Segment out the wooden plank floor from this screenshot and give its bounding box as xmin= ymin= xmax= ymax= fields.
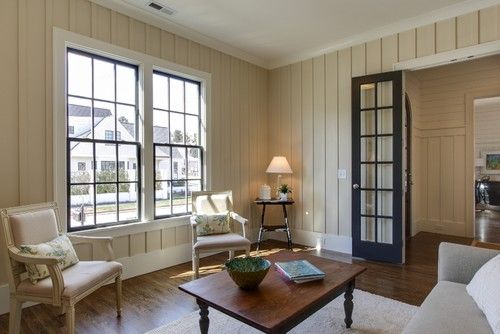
xmin=476 ymin=209 xmax=500 ymax=244
xmin=0 ymin=232 xmax=471 ymax=334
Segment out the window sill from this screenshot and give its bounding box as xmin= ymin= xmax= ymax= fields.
xmin=69 ymin=215 xmax=191 ymax=238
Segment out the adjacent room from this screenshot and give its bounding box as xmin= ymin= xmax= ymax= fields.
xmin=1 ymin=0 xmax=500 ymax=333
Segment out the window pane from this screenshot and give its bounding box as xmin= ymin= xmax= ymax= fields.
xmin=172 ymin=147 xmax=186 ymax=180
xmin=116 ymin=65 xmax=136 ymax=104
xmin=96 ymin=184 xmax=117 ymax=224
xmin=68 ymin=52 xmax=92 ymax=98
xmin=155 ymin=181 xmax=171 ymax=216
xmin=70 ymin=184 xmax=94 ymax=228
xmin=188 ymin=180 xmax=201 ymax=208
xmin=119 ymin=144 xmax=138 ymax=181
xmin=93 ymin=59 xmax=115 ymax=101
xmin=378 ymin=164 xmax=393 ymax=189
xmin=93 ymin=101 xmax=115 ymax=140
xmin=68 ymin=97 xmax=92 ymax=139
xmin=155 ymin=146 xmax=171 ymax=180
xmin=360 ymin=83 xmax=375 ymax=109
xmin=119 ymin=183 xmax=138 ymax=221
xmin=360 ymin=110 xmax=375 ymax=136
xmin=378 ymin=218 xmax=393 ymax=244
xmin=170 ymin=78 xmax=184 ymax=112
xmin=170 ymin=113 xmax=185 ymax=144
xmin=188 ymin=148 xmax=202 ymax=179
xmin=378 ymin=191 xmax=393 ymax=216
xmin=361 ymin=216 xmax=375 ymax=242
xmin=377 ymin=81 xmax=393 ymax=107
xmin=153 ymin=73 xmax=169 ymax=110
xmin=153 ymin=110 xmax=169 ymax=143
xmin=185 ymin=82 xmax=199 ymax=115
xmin=117 ymin=104 xmax=136 ymax=141
xmin=172 ymin=180 xmax=187 ymax=214
xmin=70 ymin=141 xmax=93 ymax=183
xmin=361 ymin=191 xmax=375 ymax=216
xmin=185 ymin=115 xmax=199 ymax=145
xmin=377 ymin=136 xmax=393 ymax=161
xmin=361 ymin=164 xmax=375 ymax=189
xmin=96 ymin=143 xmax=117 ymax=182
xmin=378 ymin=108 xmax=393 ymax=134
xmin=361 ymin=137 xmax=375 ymax=162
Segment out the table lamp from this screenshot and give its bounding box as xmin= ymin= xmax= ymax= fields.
xmin=266 ymin=156 xmax=293 ymax=198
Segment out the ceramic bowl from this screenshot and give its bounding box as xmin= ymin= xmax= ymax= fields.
xmin=224 ymin=256 xmax=271 ymax=290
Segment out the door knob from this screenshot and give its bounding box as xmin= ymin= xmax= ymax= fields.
xmin=353 ymin=184 xmax=360 ymax=190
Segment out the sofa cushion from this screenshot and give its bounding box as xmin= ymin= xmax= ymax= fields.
xmin=467 ymin=254 xmax=500 ymax=334
xmin=403 ymin=281 xmax=493 ymax=334
xmin=17 ymin=261 xmax=122 ymax=300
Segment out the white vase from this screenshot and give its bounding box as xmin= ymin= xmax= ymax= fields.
xmin=279 ymin=192 xmax=288 ymax=201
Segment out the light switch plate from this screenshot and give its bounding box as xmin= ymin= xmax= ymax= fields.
xmin=337 ymin=169 xmax=347 ymax=179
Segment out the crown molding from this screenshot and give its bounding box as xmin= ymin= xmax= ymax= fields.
xmin=89 ymin=0 xmax=270 ymax=69
xmin=267 ymin=0 xmax=500 ymax=69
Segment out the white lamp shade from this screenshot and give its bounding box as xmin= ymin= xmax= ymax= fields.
xmin=266 ymin=156 xmax=293 ymax=174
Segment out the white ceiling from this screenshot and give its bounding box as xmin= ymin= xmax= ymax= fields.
xmin=112 ymin=0 xmax=500 ymax=68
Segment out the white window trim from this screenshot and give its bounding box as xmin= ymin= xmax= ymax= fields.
xmin=53 ymin=27 xmax=212 ymax=234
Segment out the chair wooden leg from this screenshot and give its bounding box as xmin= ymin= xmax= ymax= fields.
xmin=66 ymin=304 xmax=75 ymax=334
xmin=8 ymin=296 xmax=22 ymax=334
xmin=193 ymin=250 xmax=200 ymax=279
xmin=115 ymin=276 xmax=122 ymax=317
xmin=229 ymin=250 xmax=235 ymax=259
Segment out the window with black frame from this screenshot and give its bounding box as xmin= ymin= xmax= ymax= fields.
xmin=66 ymin=48 xmax=140 ymax=231
xmin=153 ymin=71 xmax=203 ymax=218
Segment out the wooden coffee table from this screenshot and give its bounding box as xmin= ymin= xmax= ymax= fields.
xmin=179 ymin=251 xmax=366 ymax=334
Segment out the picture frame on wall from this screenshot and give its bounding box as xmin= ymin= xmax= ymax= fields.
xmin=482 ymin=151 xmax=500 ymax=174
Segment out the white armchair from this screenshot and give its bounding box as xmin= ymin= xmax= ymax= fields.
xmin=0 ymin=202 xmax=122 ymax=334
xmin=191 ymin=191 xmax=251 ymax=278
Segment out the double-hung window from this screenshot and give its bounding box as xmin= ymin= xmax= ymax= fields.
xmin=66 ymin=49 xmax=141 ymax=230
xmin=153 ymin=72 xmax=204 ymax=218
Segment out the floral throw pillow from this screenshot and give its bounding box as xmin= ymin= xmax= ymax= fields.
xmin=194 ymin=212 xmax=231 ymax=236
xmin=19 ymin=234 xmax=79 ymax=284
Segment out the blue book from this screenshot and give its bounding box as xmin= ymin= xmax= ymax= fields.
xmin=275 ymin=260 xmax=325 ymax=281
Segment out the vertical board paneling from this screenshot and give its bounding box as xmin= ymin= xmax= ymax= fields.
xmin=313 ymin=55 xmax=326 ymax=233
xmin=301 ymin=60 xmax=314 ymax=232
xmin=146 ymin=25 xmax=161 ymax=58
xmin=210 ymin=50 xmax=222 ymax=189
xmin=239 ymin=61 xmax=250 ymax=225
xmin=110 ymin=11 xmax=129 ymax=48
xmin=146 ymin=230 xmax=161 ymax=252
xmin=440 ymin=137 xmax=454 ymax=224
xmin=52 ymin=0 xmax=69 ymax=29
xmin=366 ymin=39 xmax=381 ymax=75
xmin=129 ymin=19 xmax=146 ymax=53
xmin=230 ymin=57 xmax=241 ymax=209
xmin=221 ymin=55 xmax=232 ymax=191
xmin=351 ymin=44 xmax=366 ymax=77
xmin=453 ymin=135 xmax=466 ymax=225
xmin=0 ymin=0 xmax=19 ymax=213
xmin=188 ymin=41 xmax=200 ymax=69
xmin=325 ymin=52 xmax=339 ymax=234
xmin=91 ymin=3 xmax=111 ymax=42
xmin=45 ymin=0 xmax=54 ymax=201
xmin=130 ymin=232 xmax=146 ymax=256
xmin=175 ymin=36 xmax=188 ymax=66
xmin=338 ymin=48 xmax=351 ymax=236
xmin=160 ymin=30 xmax=175 ymax=62
xmin=436 ymin=18 xmax=456 ymax=53
xmin=427 ymin=137 xmax=441 ymax=225
xmin=416 ymin=24 xmax=435 ymax=57
xmin=381 ymin=34 xmax=398 ymax=72
xmin=175 ymin=225 xmax=189 ymax=245
xmin=479 ymin=6 xmax=500 ymax=43
xmin=161 ymin=228 xmax=176 ymax=249
xmin=290 ymin=62 xmax=302 ymax=229
xmin=398 ymin=29 xmax=416 ymax=61
xmin=279 ymin=66 xmax=291 ymax=186
xmin=70 ymin=0 xmax=91 ymax=36
xmin=113 ymin=235 xmax=129 ymax=259
xmin=457 ymin=11 xmax=479 ymax=48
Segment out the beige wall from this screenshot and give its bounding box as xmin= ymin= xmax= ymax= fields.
xmin=268 ymin=6 xmax=500 ymax=238
xmin=0 ymin=0 xmax=269 ymax=285
xmin=409 ymin=55 xmax=500 ymax=236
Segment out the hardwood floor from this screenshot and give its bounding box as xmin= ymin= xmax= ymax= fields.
xmin=0 ymin=232 xmax=471 ymax=334
xmin=475 ymin=209 xmax=500 ymax=244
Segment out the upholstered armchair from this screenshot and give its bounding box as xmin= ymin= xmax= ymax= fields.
xmin=0 ymin=202 xmax=122 ymax=334
xmin=191 ymin=191 xmax=251 ymax=278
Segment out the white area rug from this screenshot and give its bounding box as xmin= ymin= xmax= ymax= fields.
xmin=146 ymin=289 xmax=418 ymax=334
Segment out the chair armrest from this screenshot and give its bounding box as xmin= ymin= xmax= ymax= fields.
xmin=68 ymin=235 xmax=115 ymax=261
xmin=438 ymin=242 xmax=500 ymax=284
xmin=190 ymin=216 xmax=198 ymax=244
xmin=230 ymin=212 xmax=248 ymax=238
xmin=8 ymin=248 xmax=65 ymax=305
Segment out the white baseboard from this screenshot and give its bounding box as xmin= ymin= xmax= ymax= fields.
xmin=269 ymin=229 xmax=352 ymax=254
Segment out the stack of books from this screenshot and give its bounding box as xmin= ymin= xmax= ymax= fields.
xmin=275 ymin=260 xmax=326 ymax=283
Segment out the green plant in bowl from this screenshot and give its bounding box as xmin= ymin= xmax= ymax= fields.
xmin=225 ymin=256 xmax=271 ymax=290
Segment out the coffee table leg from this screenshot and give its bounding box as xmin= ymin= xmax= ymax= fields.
xmin=343 ymin=280 xmax=354 ymax=328
xmin=197 ymin=299 xmax=209 ymax=334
